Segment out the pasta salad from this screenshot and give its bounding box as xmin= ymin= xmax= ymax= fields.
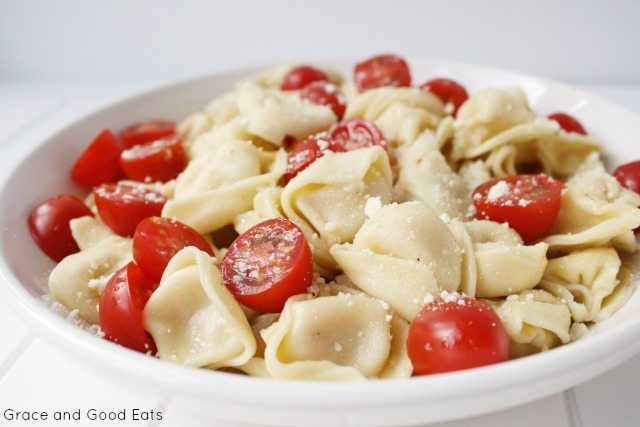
xmin=28 ymin=54 xmax=640 ymax=380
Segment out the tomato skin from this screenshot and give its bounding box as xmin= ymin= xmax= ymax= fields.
xmin=472 ymin=174 xmax=564 ymax=243
xmin=71 ymin=129 xmax=123 ymax=188
xmin=120 ymin=134 xmax=187 ymax=183
xmin=94 ymin=184 xmax=167 ymax=237
xmin=282 ymin=136 xmax=346 ymax=185
xmin=354 ymin=54 xmax=412 ymax=92
xmin=547 ymin=112 xmax=587 ymax=135
xmin=221 ymin=218 xmax=312 ymax=313
xmin=420 ymin=78 xmax=469 ymax=116
xmin=614 ymin=160 xmax=640 ymax=194
xmin=327 ymin=119 xmax=388 ymax=151
xmin=28 ymin=194 xmax=93 ymax=262
xmin=281 ymin=65 xmax=329 ymax=91
xmin=407 ymin=296 xmax=509 ymax=375
xmin=300 ymin=81 xmax=347 ymax=119
xmin=119 ymin=119 xmax=176 ymax=148
xmin=99 ymin=262 xmax=157 ymax=354
xmin=133 ymin=216 xmax=214 ymax=284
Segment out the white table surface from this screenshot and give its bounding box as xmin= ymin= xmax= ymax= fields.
xmin=1 ymin=77 xmax=640 ymax=427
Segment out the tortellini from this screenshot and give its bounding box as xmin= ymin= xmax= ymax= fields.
xmin=395 ymin=134 xmax=470 ymax=219
xmin=162 ymin=140 xmax=287 ymax=234
xmin=282 ymin=146 xmax=393 ymax=270
xmin=345 ymin=87 xmax=444 ymax=146
xmin=331 ymin=201 xmax=461 ymax=320
xmin=49 ymin=219 xmax=132 ymax=324
xmin=544 ymin=153 xmax=640 ymax=253
xmin=261 ymin=293 xmax=410 ymax=380
xmin=452 ymin=87 xmax=600 ymax=179
xmin=464 ymin=220 xmax=548 ymax=298
xmin=237 ymin=81 xmax=337 ymax=146
xmin=144 ymin=247 xmax=255 ymax=368
xmin=488 ymin=290 xmax=572 ymax=357
xmin=540 ymin=247 xmax=621 ymax=322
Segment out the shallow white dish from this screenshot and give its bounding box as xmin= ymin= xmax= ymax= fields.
xmin=1 ymin=59 xmax=640 ymax=427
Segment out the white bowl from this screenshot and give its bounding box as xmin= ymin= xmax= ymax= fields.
xmin=2 ymin=60 xmax=640 ymax=427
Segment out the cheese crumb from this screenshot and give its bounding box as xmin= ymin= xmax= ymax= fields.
xmin=486 ymin=180 xmax=510 ymax=202
xmin=364 ymin=196 xmax=382 ymax=218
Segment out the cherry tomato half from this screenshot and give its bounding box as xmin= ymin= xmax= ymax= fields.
xmin=547 ymin=112 xmax=587 ymax=135
xmin=71 ymin=129 xmax=123 ymax=188
xmin=99 ymin=262 xmax=157 ymax=353
xmin=281 ymin=65 xmax=329 ymax=91
xmin=472 ymin=174 xmax=564 ymax=243
xmin=300 ymin=81 xmax=347 ymax=119
xmin=132 ymin=216 xmax=214 ymax=284
xmin=120 ymin=134 xmax=187 ymax=183
xmin=407 ymin=295 xmax=509 ymax=375
xmin=353 ymin=54 xmax=411 ymax=92
xmin=94 ymin=184 xmax=167 ymax=237
xmin=28 ymin=194 xmax=93 ymax=262
xmin=281 ymin=136 xmax=346 ymax=185
xmin=119 ymin=119 xmax=176 ymax=148
xmin=420 ymin=78 xmax=469 ymax=116
xmin=327 ymin=119 xmax=388 ymax=151
xmin=221 ymin=218 xmax=312 ymax=313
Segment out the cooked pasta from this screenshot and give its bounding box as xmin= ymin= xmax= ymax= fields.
xmin=41 ymin=58 xmax=640 ymax=381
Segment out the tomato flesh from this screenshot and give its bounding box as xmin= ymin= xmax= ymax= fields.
xmin=221 ymin=218 xmax=312 ymax=313
xmin=71 ymin=129 xmax=123 ymax=188
xmin=99 ymin=262 xmax=157 ymax=353
xmin=327 ymin=119 xmax=388 ymax=151
xmin=281 ymin=65 xmax=329 ymax=91
xmin=28 ymin=194 xmax=93 ymax=262
xmin=282 ymin=136 xmax=346 ymax=185
xmin=133 ymin=216 xmax=214 ymax=283
xmin=94 ymin=184 xmax=167 ymax=237
xmin=420 ymin=78 xmax=469 ymax=116
xmin=300 ymin=81 xmax=347 ymax=119
xmin=353 ymin=54 xmax=411 ymax=92
xmin=120 ymin=134 xmax=187 ymax=183
xmin=120 ymin=119 xmax=176 ymax=148
xmin=472 ymin=174 xmax=564 ymax=243
xmin=548 ymin=112 xmax=587 ymax=135
xmin=407 ymin=295 xmax=509 ymax=375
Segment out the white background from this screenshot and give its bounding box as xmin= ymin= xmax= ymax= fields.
xmin=2 ymin=1 xmax=640 ymax=426
xmin=2 ymin=0 xmax=639 ymax=84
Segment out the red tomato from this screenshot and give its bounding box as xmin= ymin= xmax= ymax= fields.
xmin=28 ymin=194 xmax=93 ymax=262
xmin=99 ymin=262 xmax=157 ymax=353
xmin=281 ymin=65 xmax=329 ymax=91
xmin=327 ymin=119 xmax=388 ymax=151
xmin=547 ymin=112 xmax=587 ymax=135
xmin=281 ymin=136 xmax=346 ymax=185
xmin=133 ymin=216 xmax=214 ymax=283
xmin=71 ymin=129 xmax=123 ymax=188
xmin=119 ymin=119 xmax=176 ymax=148
xmin=120 ymin=134 xmax=187 ymax=183
xmin=94 ymin=184 xmax=167 ymax=237
xmin=614 ymin=160 xmax=640 ymax=194
xmin=353 ymin=54 xmax=412 ymax=92
xmin=221 ymin=218 xmax=312 ymax=313
xmin=472 ymin=174 xmax=564 ymax=243
xmin=407 ymin=295 xmax=509 ymax=375
xmin=300 ymin=81 xmax=347 ymax=119
xmin=420 ymin=78 xmax=469 ymax=116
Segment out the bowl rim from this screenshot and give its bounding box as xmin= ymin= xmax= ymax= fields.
xmin=1 ymin=57 xmax=640 ymax=414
